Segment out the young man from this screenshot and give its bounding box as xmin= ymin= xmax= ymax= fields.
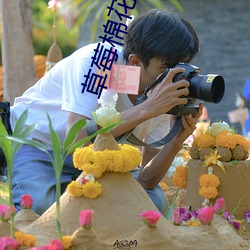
xmin=8 ymin=9 xmax=202 ymax=215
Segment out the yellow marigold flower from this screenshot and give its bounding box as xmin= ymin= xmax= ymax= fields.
xmin=82 ymin=180 xmax=102 ymax=199
xmin=62 ymin=235 xmax=73 ymax=249
xmin=82 ymin=163 xmax=105 ymax=178
xmin=215 ymin=131 xmax=237 ymax=149
xmin=185 ymin=219 xmax=201 ymax=226
xmin=197 ymin=134 xmax=215 ymax=149
xmin=199 ymin=186 xmax=218 ymax=199
xmin=73 ymin=146 xmax=94 ymax=168
xmin=172 ymin=166 xmax=188 ymax=188
xmin=199 ymin=174 xmax=220 ymax=188
xmin=160 ymin=182 xmax=168 ymax=191
xmin=73 ymin=144 xmax=142 ymax=176
xmin=67 ymin=181 xmax=84 ymax=197
xmin=14 ymin=231 xmax=36 ymax=247
xmin=119 ymin=144 xmax=142 ymax=172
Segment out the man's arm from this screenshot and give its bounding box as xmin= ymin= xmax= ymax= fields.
xmin=138 ymin=103 xmax=203 ymax=189
xmin=66 ymin=67 xmax=191 ymax=142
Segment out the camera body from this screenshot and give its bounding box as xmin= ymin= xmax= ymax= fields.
xmin=135 ymin=63 xmax=225 ymax=116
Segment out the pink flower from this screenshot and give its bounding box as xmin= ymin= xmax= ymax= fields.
xmin=20 ymin=194 xmax=33 ymax=209
xmin=79 ymin=210 xmax=94 ymax=229
xmin=81 ymin=177 xmax=88 ymax=185
xmin=0 ymin=205 xmax=16 ymax=221
xmin=0 ymin=236 xmax=19 ymax=249
xmin=139 ymin=210 xmax=162 ymax=227
xmin=213 ymin=197 xmax=225 ymax=215
xmin=47 ymin=239 xmax=64 ymax=250
xmin=197 ymin=207 xmax=214 ymax=225
xmin=48 ymin=0 xmax=62 ymax=11
xmin=171 ymin=208 xmax=182 ymax=225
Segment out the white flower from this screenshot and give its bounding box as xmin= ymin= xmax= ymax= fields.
xmin=206 ymin=121 xmax=232 ymax=136
xmin=93 ymin=107 xmax=120 ymax=127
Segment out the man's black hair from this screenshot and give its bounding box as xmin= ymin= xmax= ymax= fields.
xmin=123 ymin=9 xmax=199 ymax=68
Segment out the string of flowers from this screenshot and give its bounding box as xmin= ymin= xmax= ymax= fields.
xmin=165 ymin=165 xmax=188 ymax=220
xmin=199 ymin=166 xmax=220 ymax=206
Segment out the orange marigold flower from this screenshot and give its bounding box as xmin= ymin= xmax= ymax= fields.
xmin=14 ymin=231 xmax=36 ymax=247
xmin=215 ymin=131 xmax=237 ymax=149
xmin=199 ymin=174 xmax=220 ymax=188
xmin=199 ymin=186 xmax=218 ymax=199
xmin=172 ymin=166 xmax=188 ymax=188
xmin=62 ymin=236 xmax=73 ymax=249
xmin=197 ymin=134 xmax=215 ymax=149
xmin=160 ymin=182 xmax=168 ymax=191
xmin=233 ymin=134 xmax=250 ymax=151
xmin=192 ymin=137 xmax=199 ymax=147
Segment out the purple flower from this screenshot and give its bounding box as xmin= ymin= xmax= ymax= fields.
xmin=192 ymin=210 xmax=198 ymax=218
xmin=231 ymin=220 xmax=241 ymax=230
xmin=224 ymin=211 xmax=234 ymax=221
xmin=245 ymin=210 xmax=250 ymax=223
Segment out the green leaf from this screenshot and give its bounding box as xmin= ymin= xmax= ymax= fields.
xmin=63 ymin=118 xmax=86 ymax=151
xmin=67 ymin=121 xmax=121 ymax=155
xmin=11 ymin=124 xmax=38 ymax=154
xmin=165 ymin=188 xmax=180 ymax=220
xmin=12 ymin=109 xmax=28 ymax=137
xmin=6 ymin=136 xmax=52 ymax=161
xmin=0 ymin=119 xmax=12 ymax=163
xmin=47 ymin=114 xmax=62 ymax=174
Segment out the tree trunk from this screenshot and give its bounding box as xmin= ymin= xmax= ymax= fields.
xmin=1 ymin=0 xmax=35 ymax=104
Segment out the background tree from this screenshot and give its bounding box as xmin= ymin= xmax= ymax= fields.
xmin=1 ymin=0 xmax=35 ymax=104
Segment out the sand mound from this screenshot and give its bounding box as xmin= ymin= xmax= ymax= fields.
xmin=186 ymin=159 xmax=250 ymax=219
xmin=11 ymin=171 xmax=250 ymax=250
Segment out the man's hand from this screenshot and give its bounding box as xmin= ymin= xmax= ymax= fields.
xmin=141 ymin=67 xmax=190 ymax=119
xmin=171 ymin=102 xmax=204 ymax=145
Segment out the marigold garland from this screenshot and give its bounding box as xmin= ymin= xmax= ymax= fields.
xmin=73 ymin=144 xmax=141 ymax=177
xmin=14 ymin=231 xmax=36 ymax=247
xmin=199 ymin=186 xmax=218 ymax=200
xmin=194 ymin=129 xmax=250 ymax=151
xmin=199 ymin=174 xmax=220 ymax=188
xmin=199 ymin=168 xmax=220 ymax=202
xmin=197 ymin=134 xmax=215 ymax=149
xmin=172 ymin=166 xmax=188 ymax=189
xmin=69 ymin=140 xmax=142 ymax=199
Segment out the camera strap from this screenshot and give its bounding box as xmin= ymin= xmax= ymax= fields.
xmin=116 ymin=116 xmax=183 ymax=147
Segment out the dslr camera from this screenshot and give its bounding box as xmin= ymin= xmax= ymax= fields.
xmin=135 ymin=63 xmax=225 ymax=116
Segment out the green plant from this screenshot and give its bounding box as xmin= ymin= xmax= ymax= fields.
xmin=69 ymin=0 xmax=184 ymax=42
xmin=32 ymin=1 xmax=79 ymax=57
xmin=8 ymin=113 xmax=120 ymax=240
xmin=0 ymin=109 xmax=38 ymax=238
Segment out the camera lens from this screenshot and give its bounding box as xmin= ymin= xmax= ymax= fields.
xmin=189 ymin=74 xmax=225 ymax=103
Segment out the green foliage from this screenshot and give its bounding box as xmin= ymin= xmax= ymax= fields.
xmin=0 ymin=181 xmax=9 ymax=205
xmin=32 ymin=1 xmax=79 ymax=57
xmin=7 ymin=111 xmax=120 ymax=240
xmin=69 ymin=0 xmax=184 ymax=42
xmin=0 ymin=109 xmax=38 ymax=238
